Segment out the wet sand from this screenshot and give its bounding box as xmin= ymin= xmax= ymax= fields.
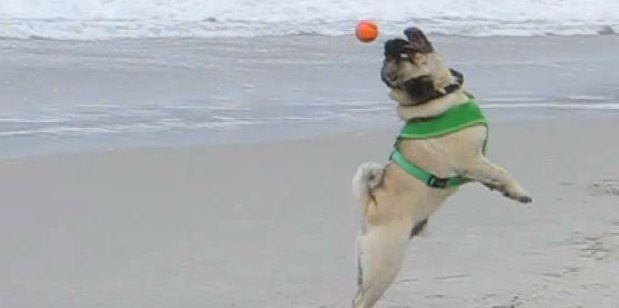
xmin=1 ymin=35 xmax=619 ymax=158
xmin=1 ymin=114 xmax=618 ymax=307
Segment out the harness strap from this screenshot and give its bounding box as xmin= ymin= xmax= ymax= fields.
xmin=390 ymin=150 xmax=465 ymax=189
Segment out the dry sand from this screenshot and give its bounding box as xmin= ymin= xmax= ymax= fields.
xmin=1 ymin=114 xmax=618 ymax=307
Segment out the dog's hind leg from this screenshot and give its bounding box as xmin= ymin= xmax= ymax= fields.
xmin=353 ymin=219 xmax=412 ymax=308
xmin=410 ymin=218 xmax=428 ymax=238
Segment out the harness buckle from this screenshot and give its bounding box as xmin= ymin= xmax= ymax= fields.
xmin=426 ymin=176 xmax=448 ymax=188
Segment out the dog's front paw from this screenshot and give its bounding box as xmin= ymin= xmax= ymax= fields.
xmin=503 ymin=184 xmax=532 ymax=204
xmin=505 ymin=192 xmax=532 ymax=203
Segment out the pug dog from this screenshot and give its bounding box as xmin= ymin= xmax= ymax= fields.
xmin=351 ymin=28 xmax=532 ymax=308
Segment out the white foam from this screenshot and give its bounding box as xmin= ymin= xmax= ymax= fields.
xmin=0 ymin=117 xmax=68 ymax=124
xmin=1 ymin=102 xmax=617 ymax=138
xmin=0 ymin=0 xmax=618 ymax=40
xmin=483 ymin=102 xmax=619 ymax=110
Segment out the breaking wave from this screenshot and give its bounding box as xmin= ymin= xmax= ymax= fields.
xmin=0 ymin=0 xmax=618 ymax=40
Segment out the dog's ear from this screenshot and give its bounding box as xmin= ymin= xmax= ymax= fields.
xmin=384 ymin=38 xmax=410 ymax=58
xmin=404 ymin=27 xmax=434 ymax=53
xmin=384 ymin=37 xmax=428 ymax=65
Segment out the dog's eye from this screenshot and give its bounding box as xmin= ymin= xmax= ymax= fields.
xmin=399 ymin=53 xmax=410 ymax=60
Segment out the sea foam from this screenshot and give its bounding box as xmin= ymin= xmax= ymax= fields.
xmin=0 ymin=0 xmax=618 ymax=40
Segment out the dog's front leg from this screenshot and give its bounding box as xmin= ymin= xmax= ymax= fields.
xmin=461 ymin=156 xmax=532 ymax=203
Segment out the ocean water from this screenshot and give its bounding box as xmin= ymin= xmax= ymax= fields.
xmin=1 ymin=34 xmax=618 ymax=158
xmin=0 ymin=0 xmax=618 ymax=39
xmin=1 ymin=2 xmax=619 ymax=158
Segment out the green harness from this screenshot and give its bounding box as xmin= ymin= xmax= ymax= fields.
xmin=391 ymin=99 xmax=488 ymax=189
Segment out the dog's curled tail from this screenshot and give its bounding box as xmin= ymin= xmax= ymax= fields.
xmin=352 ymin=162 xmax=385 ymax=207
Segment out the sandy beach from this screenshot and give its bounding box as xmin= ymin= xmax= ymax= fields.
xmin=2 ymin=0 xmax=619 ymax=306
xmin=1 ymin=112 xmax=618 ymax=307
xmin=1 ymin=17 xmax=619 ymax=306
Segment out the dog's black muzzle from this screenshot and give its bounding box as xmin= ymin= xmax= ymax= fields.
xmin=401 ymin=75 xmax=436 ymax=102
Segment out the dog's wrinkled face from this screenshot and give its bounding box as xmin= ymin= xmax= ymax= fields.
xmin=381 ymin=28 xmax=449 ymax=105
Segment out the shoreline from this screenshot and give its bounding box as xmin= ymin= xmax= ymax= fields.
xmin=0 ymin=111 xmax=616 ymax=162
xmin=1 ymin=35 xmax=619 ymax=159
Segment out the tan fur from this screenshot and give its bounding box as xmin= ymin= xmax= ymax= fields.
xmin=353 ymin=30 xmax=531 ymax=308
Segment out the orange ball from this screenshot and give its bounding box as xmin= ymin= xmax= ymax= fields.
xmin=355 ymin=20 xmax=378 ymax=43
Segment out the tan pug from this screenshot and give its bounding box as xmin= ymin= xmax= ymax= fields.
xmin=351 ymin=28 xmax=532 ymax=308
